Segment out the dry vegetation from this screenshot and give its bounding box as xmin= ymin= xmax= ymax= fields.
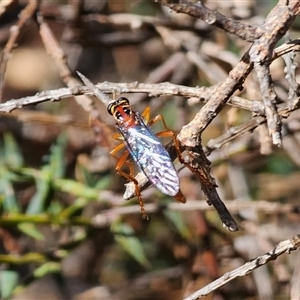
xmin=1 ymin=0 xmax=300 ymax=299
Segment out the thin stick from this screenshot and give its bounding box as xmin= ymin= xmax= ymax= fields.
xmin=0 ymin=0 xmax=39 ymax=102
xmin=184 ymin=235 xmax=300 ymax=300
xmin=76 ymin=71 xmax=112 ymax=106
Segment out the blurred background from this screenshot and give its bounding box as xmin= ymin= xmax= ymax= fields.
xmin=0 ymin=0 xmax=300 ymax=299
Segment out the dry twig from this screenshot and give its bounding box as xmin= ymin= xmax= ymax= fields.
xmin=0 ymin=0 xmax=39 ymax=101
xmin=184 ymin=235 xmax=300 ymax=300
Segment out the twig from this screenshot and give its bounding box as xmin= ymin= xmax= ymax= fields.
xmin=92 ymin=199 xmax=298 ymax=228
xmin=1 ymin=82 xmax=298 ymax=116
xmin=157 ymin=0 xmax=262 ymax=42
xmin=184 ymin=234 xmax=300 ymax=300
xmin=290 ymin=253 xmax=300 ymax=299
xmin=0 ymin=198 xmax=294 ymax=228
xmin=37 ymin=15 xmax=117 ymax=149
xmin=251 ymin=63 xmax=281 ymax=145
xmin=205 ymin=116 xmax=265 ymax=154
xmin=37 ymin=14 xmax=93 ymax=112
xmin=2 ymin=31 xmax=300 ymax=113
xmin=76 ymin=71 xmax=112 ymax=106
xmin=249 ymin=1 xmax=298 ymax=146
xmin=0 ymin=86 xmax=89 ymax=113
xmin=273 ymin=37 xmax=300 ymax=59
xmin=0 ymin=0 xmax=39 ymax=102
xmin=0 ymin=82 xmax=209 ymax=113
xmin=177 ymin=0 xmax=299 ymax=148
xmin=181 ymin=142 xmax=238 ymax=232
xmin=83 ymin=13 xmax=210 ymax=34
xmin=0 ymin=214 xmax=92 ymax=227
xmin=128 ymin=52 xmax=188 ymax=106
xmin=282 ymin=34 xmax=299 ymax=101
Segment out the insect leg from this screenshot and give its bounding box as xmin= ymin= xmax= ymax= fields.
xmin=141 ymin=106 xmax=151 ymax=123
xmin=148 ymin=113 xmax=183 ymax=159
xmin=110 ymin=144 xmax=148 ymax=219
xmin=148 ymin=113 xmax=171 ymax=131
xmin=142 ymin=108 xmax=182 ymax=160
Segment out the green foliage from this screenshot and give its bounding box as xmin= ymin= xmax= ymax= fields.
xmin=0 ymin=175 xmax=19 ymax=213
xmin=112 ymin=219 xmax=151 ymax=269
xmin=0 ymin=132 xmax=193 ymax=298
xmin=163 ymin=210 xmax=192 ymax=240
xmin=0 ymin=133 xmax=23 ymax=213
xmin=131 ymin=0 xmax=160 ymax=16
xmin=0 ymin=270 xmax=19 ymax=299
xmin=34 ymin=262 xmax=61 ymax=278
xmin=265 ymin=152 xmax=297 ymax=174
xmin=17 ymin=223 xmax=44 ymax=240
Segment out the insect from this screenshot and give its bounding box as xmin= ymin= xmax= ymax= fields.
xmin=77 ymin=72 xmax=185 ymax=218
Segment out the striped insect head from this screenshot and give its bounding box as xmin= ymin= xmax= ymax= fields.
xmin=107 ymin=97 xmax=136 ymax=126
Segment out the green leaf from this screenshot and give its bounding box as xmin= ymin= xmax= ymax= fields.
xmin=26 ymin=166 xmax=51 ymax=215
xmin=53 ymin=178 xmax=99 ymax=199
xmin=48 ymin=134 xmax=68 ymax=179
xmin=0 ymin=252 xmax=48 ymax=265
xmin=48 ymin=199 xmax=63 ymax=216
xmin=3 ymin=133 xmax=23 ymax=169
xmin=75 ymin=160 xmax=95 ymax=186
xmin=34 ymin=262 xmax=61 ymax=278
xmin=59 ymin=197 xmax=87 ymax=219
xmin=94 ymin=175 xmax=111 ymax=190
xmin=17 ymin=223 xmax=44 ymax=240
xmin=0 ymin=253 xmax=46 ymax=264
xmin=163 ymin=210 xmax=192 ymax=239
xmin=112 ymin=221 xmax=151 ymax=269
xmin=0 ymin=270 xmax=19 ymax=299
xmin=0 ymin=175 xmax=19 ymax=213
xmin=76 ymin=159 xmax=111 ymax=189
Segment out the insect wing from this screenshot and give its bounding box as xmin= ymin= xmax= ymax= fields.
xmin=117 ymin=113 xmax=180 ymax=196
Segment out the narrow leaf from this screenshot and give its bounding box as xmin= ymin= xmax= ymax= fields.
xmin=48 ymin=134 xmax=68 ymax=179
xmin=164 ymin=210 xmax=192 ymax=239
xmin=112 ymin=221 xmax=151 ymax=269
xmin=17 ymin=223 xmax=45 ymax=240
xmin=0 ymin=176 xmax=19 ymax=213
xmin=3 ymin=133 xmax=23 ymax=169
xmin=26 ymin=167 xmax=51 ymax=215
xmin=34 ymin=262 xmax=61 ymax=278
xmin=0 ymin=270 xmax=19 ymax=299
xmin=53 ymin=178 xmax=99 ymax=199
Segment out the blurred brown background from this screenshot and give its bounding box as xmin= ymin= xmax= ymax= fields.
xmin=0 ymin=1 xmax=300 ymax=299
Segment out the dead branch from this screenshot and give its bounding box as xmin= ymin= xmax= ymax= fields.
xmin=0 ymin=0 xmax=39 ymax=102
xmin=183 ymin=234 xmax=300 ymax=299
xmin=157 ymin=0 xmax=262 ymax=42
